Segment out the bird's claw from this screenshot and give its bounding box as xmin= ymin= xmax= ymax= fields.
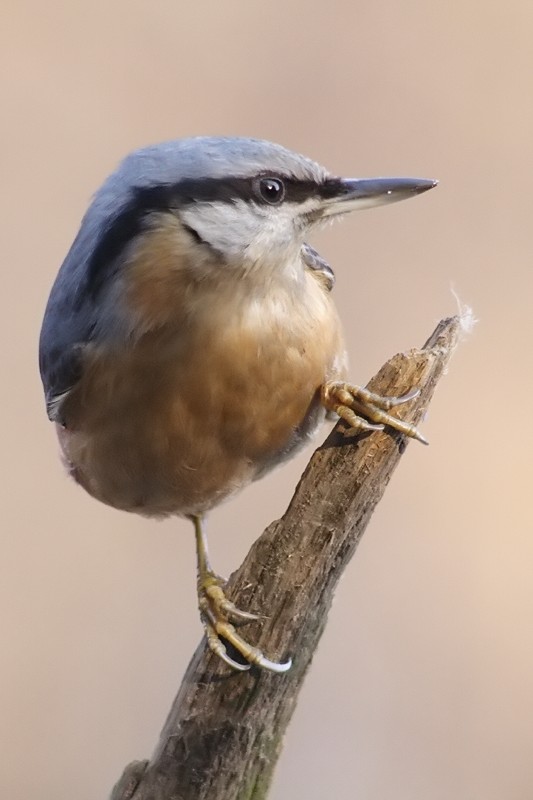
xmin=198 ymin=573 xmax=291 ymax=673
xmin=321 ymin=381 xmax=427 ymax=444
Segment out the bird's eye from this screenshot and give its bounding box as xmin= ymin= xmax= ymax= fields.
xmin=256 ymin=177 xmax=285 ymax=205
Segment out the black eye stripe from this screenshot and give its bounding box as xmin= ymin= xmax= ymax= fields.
xmin=166 ymin=175 xmax=344 ymax=206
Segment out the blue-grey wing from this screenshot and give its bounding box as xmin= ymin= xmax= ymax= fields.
xmin=39 ymin=277 xmax=95 ymax=423
xmin=39 ymin=216 xmax=104 ymax=422
xmin=39 ymin=160 xmax=137 ymax=422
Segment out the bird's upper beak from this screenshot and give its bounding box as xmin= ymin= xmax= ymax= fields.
xmin=319 ymin=176 xmax=438 ymax=218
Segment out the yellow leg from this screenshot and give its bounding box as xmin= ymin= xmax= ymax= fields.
xmin=321 ymin=381 xmax=428 ymax=444
xmin=192 ymin=515 xmax=292 ymax=673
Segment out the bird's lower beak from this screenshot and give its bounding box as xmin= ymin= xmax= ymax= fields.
xmin=319 ymin=176 xmax=438 ymax=218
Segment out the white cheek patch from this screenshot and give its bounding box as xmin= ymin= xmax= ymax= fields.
xmin=180 ymin=199 xmax=312 ymax=280
xmin=245 ymin=207 xmax=296 ymax=263
xmin=181 ymin=200 xmax=261 ymax=259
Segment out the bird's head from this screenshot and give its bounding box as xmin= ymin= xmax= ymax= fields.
xmin=82 ymin=136 xmax=436 ymax=293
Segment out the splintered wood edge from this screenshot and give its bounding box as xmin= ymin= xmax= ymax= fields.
xmin=111 ymin=315 xmax=463 ymax=800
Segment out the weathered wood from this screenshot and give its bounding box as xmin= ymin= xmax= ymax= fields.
xmin=111 ymin=316 xmax=461 ymax=800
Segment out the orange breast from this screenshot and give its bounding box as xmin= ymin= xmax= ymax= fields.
xmin=59 ymin=272 xmax=346 ymax=518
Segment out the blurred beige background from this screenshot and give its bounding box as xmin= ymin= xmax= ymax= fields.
xmin=2 ymin=2 xmax=532 ymax=798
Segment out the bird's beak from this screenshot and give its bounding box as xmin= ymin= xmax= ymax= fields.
xmin=319 ymin=176 xmax=438 ymax=218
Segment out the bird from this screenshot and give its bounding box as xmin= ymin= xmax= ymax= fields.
xmin=39 ymin=137 xmax=436 ymax=673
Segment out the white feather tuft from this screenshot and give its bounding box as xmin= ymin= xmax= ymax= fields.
xmin=450 ymin=284 xmax=477 ymax=338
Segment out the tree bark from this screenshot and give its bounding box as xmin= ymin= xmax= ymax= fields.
xmin=111 ymin=316 xmax=462 ymax=800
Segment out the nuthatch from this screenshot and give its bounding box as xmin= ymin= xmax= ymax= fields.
xmin=39 ymin=137 xmax=436 ymax=672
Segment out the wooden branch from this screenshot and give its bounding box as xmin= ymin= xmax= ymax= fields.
xmin=111 ymin=316 xmax=461 ymax=800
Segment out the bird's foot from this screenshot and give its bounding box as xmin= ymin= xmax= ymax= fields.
xmin=198 ymin=571 xmax=292 ymax=673
xmin=321 ymin=381 xmax=428 ymax=444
